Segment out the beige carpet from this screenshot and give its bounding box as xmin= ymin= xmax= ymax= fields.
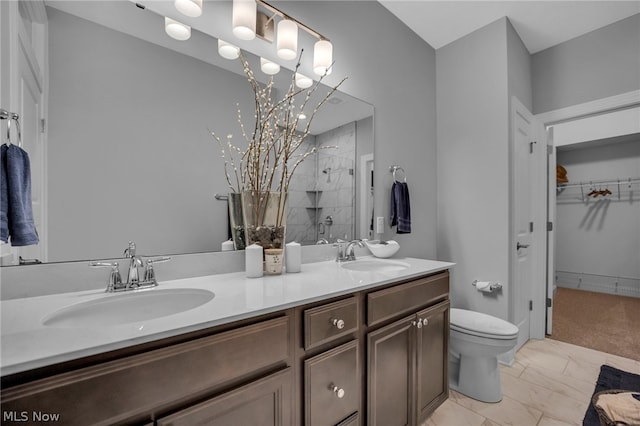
xmin=549 ymin=287 xmax=640 ymax=361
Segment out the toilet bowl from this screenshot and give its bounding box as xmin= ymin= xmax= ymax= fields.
xmin=449 ymin=308 xmax=519 ymax=403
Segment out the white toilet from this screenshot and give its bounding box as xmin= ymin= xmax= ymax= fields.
xmin=449 ymin=308 xmax=519 ymax=403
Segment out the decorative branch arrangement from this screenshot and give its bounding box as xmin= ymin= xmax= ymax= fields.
xmin=211 ymin=51 xmax=347 ymax=232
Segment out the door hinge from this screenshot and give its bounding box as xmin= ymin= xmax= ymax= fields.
xmin=40 ymin=118 xmax=46 ymax=133
xmin=546 ymin=298 xmax=552 ymax=308
xmin=529 ymin=222 xmax=534 ymax=233
xmin=529 ymin=141 xmax=536 ymax=154
xmin=547 ymin=221 xmax=553 ymax=231
xmin=529 ymin=300 xmax=533 ymax=311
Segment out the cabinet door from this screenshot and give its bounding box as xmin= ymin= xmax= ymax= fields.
xmin=415 ymin=301 xmax=450 ymax=422
xmin=157 ymin=368 xmax=292 ymax=426
xmin=367 ymin=316 xmax=414 ymax=426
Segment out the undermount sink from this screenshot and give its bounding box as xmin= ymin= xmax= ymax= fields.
xmin=340 ymin=259 xmax=410 ymax=273
xmin=42 ymin=288 xmax=215 ymax=327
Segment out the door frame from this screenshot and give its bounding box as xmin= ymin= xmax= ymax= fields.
xmin=532 ymin=89 xmax=640 ymax=337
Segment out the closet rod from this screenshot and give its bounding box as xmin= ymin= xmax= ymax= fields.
xmin=558 ymin=177 xmax=640 ymax=189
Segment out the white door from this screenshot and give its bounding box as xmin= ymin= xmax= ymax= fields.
xmin=545 ymin=128 xmax=556 ymax=335
xmin=510 ymin=97 xmax=536 ymax=349
xmin=0 ymin=1 xmax=47 ymax=265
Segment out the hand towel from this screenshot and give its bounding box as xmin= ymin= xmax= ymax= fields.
xmin=5 ymin=144 xmax=39 ymax=246
xmin=1 ymin=145 xmax=9 ymax=243
xmin=390 ymin=181 xmax=411 ymax=234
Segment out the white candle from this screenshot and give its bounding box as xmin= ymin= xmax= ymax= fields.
xmin=285 ymin=241 xmax=302 ymax=273
xmin=245 ymin=244 xmax=263 ymax=278
xmin=221 ymin=239 xmax=235 ymax=251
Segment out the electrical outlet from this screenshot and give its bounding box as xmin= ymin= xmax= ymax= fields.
xmin=376 ymin=217 xmax=384 ymax=234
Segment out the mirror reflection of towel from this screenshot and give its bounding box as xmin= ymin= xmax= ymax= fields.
xmin=390 ymin=181 xmax=411 ymax=234
xmin=0 ymin=144 xmax=39 ymax=246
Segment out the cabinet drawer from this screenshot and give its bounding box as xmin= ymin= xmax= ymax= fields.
xmin=304 ymin=296 xmax=359 ymax=350
xmin=157 ymin=368 xmax=292 ymax=426
xmin=305 ymin=340 xmax=360 ymax=426
xmin=367 ymin=271 xmax=449 ymax=327
xmin=1 ymin=316 xmax=290 ymax=426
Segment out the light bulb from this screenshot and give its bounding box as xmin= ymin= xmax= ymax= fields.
xmin=174 ymin=0 xmax=202 ymax=17
xmin=260 ymin=58 xmax=280 ymax=75
xmin=218 ymin=40 xmax=240 ymax=60
xmin=277 ymin=19 xmax=298 ymax=60
xmin=232 ymin=0 xmax=256 ymax=40
xmin=165 ymin=17 xmax=191 ymax=41
xmin=295 ymin=73 xmax=313 ymax=89
xmin=313 ymin=40 xmax=333 ymax=76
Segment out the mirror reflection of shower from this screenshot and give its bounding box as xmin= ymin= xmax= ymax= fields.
xmin=322 ymin=167 xmax=332 ymax=183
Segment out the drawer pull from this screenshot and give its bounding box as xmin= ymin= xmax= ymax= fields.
xmin=330 ymin=384 xmax=346 ymax=398
xmin=332 ymin=318 xmax=345 ymax=330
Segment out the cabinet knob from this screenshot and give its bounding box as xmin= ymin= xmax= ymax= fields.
xmin=422 ymin=318 xmax=429 ymax=327
xmin=412 ymin=319 xmax=423 ymax=329
xmin=332 ymin=318 xmax=345 ymax=330
xmin=331 ymin=385 xmax=345 ymax=398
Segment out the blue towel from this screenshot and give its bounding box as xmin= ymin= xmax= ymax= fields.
xmin=1 ymin=145 xmax=8 ymax=243
xmin=390 ymin=181 xmax=411 ymax=234
xmin=1 ymin=144 xmax=39 ymax=246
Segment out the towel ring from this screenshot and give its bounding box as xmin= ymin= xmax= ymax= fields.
xmin=1 ymin=109 xmax=22 ymax=148
xmin=389 ymin=165 xmax=406 ymax=183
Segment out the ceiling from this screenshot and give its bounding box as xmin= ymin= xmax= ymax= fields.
xmin=378 ymin=1 xmax=640 ymax=53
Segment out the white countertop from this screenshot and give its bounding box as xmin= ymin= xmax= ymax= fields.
xmin=1 ymin=257 xmax=453 ymax=377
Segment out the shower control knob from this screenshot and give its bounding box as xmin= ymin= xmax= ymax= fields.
xmin=332 ymin=319 xmax=345 ymax=329
xmin=517 ymin=242 xmax=530 ymax=250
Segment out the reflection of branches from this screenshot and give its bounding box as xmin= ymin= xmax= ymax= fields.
xmin=213 ymin=50 xmax=347 ymax=227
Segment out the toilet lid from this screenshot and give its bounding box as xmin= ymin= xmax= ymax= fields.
xmin=450 ymin=308 xmax=519 ymax=339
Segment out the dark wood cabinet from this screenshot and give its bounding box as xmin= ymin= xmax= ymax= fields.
xmin=1 ymin=270 xmax=450 ymax=426
xmin=367 ymin=272 xmax=450 ymax=426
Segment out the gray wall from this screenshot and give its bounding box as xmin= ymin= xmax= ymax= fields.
xmin=436 ymin=18 xmax=511 ymax=319
xmin=437 ymin=17 xmax=532 ymax=320
xmin=532 ymin=13 xmax=640 ymax=114
xmin=279 ymin=2 xmax=438 ymax=259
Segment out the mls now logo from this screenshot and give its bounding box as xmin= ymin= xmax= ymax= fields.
xmin=3 ymin=411 xmax=61 ymax=422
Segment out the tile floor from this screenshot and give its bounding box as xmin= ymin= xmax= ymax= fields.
xmin=423 ymin=338 xmax=640 ymax=426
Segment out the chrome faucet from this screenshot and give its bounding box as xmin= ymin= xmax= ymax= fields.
xmin=334 ymin=239 xmax=363 ymax=262
xmin=90 ymin=242 xmax=171 ymax=292
xmin=344 ymin=240 xmax=364 ymax=261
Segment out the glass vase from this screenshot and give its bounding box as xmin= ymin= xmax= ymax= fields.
xmin=228 ymin=192 xmax=246 ymax=250
xmin=241 ymin=191 xmax=288 ymax=274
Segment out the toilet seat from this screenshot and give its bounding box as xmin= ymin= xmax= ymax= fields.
xmin=450 ymin=308 xmax=519 ymax=340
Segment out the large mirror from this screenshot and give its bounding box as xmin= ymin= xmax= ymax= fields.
xmin=7 ymin=1 xmax=374 ymax=264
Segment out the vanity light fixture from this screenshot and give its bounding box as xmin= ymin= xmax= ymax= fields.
xmin=218 ymin=40 xmax=240 ymax=60
xmin=231 ymin=0 xmax=333 ymax=75
xmin=165 ymin=17 xmax=191 ymax=41
xmin=295 ymin=73 xmax=313 ymax=89
xmin=232 ymin=0 xmax=257 ymax=40
xmin=260 ymin=57 xmax=280 ymax=75
xmin=174 ymin=0 xmax=202 ymax=18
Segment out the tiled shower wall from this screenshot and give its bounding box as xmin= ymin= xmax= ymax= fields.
xmin=287 ymin=122 xmax=356 ymax=245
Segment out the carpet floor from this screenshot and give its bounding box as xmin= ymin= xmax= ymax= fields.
xmin=549 ymin=287 xmax=640 ymax=361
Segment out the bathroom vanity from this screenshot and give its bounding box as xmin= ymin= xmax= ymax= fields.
xmin=1 ymin=257 xmax=452 ymax=425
